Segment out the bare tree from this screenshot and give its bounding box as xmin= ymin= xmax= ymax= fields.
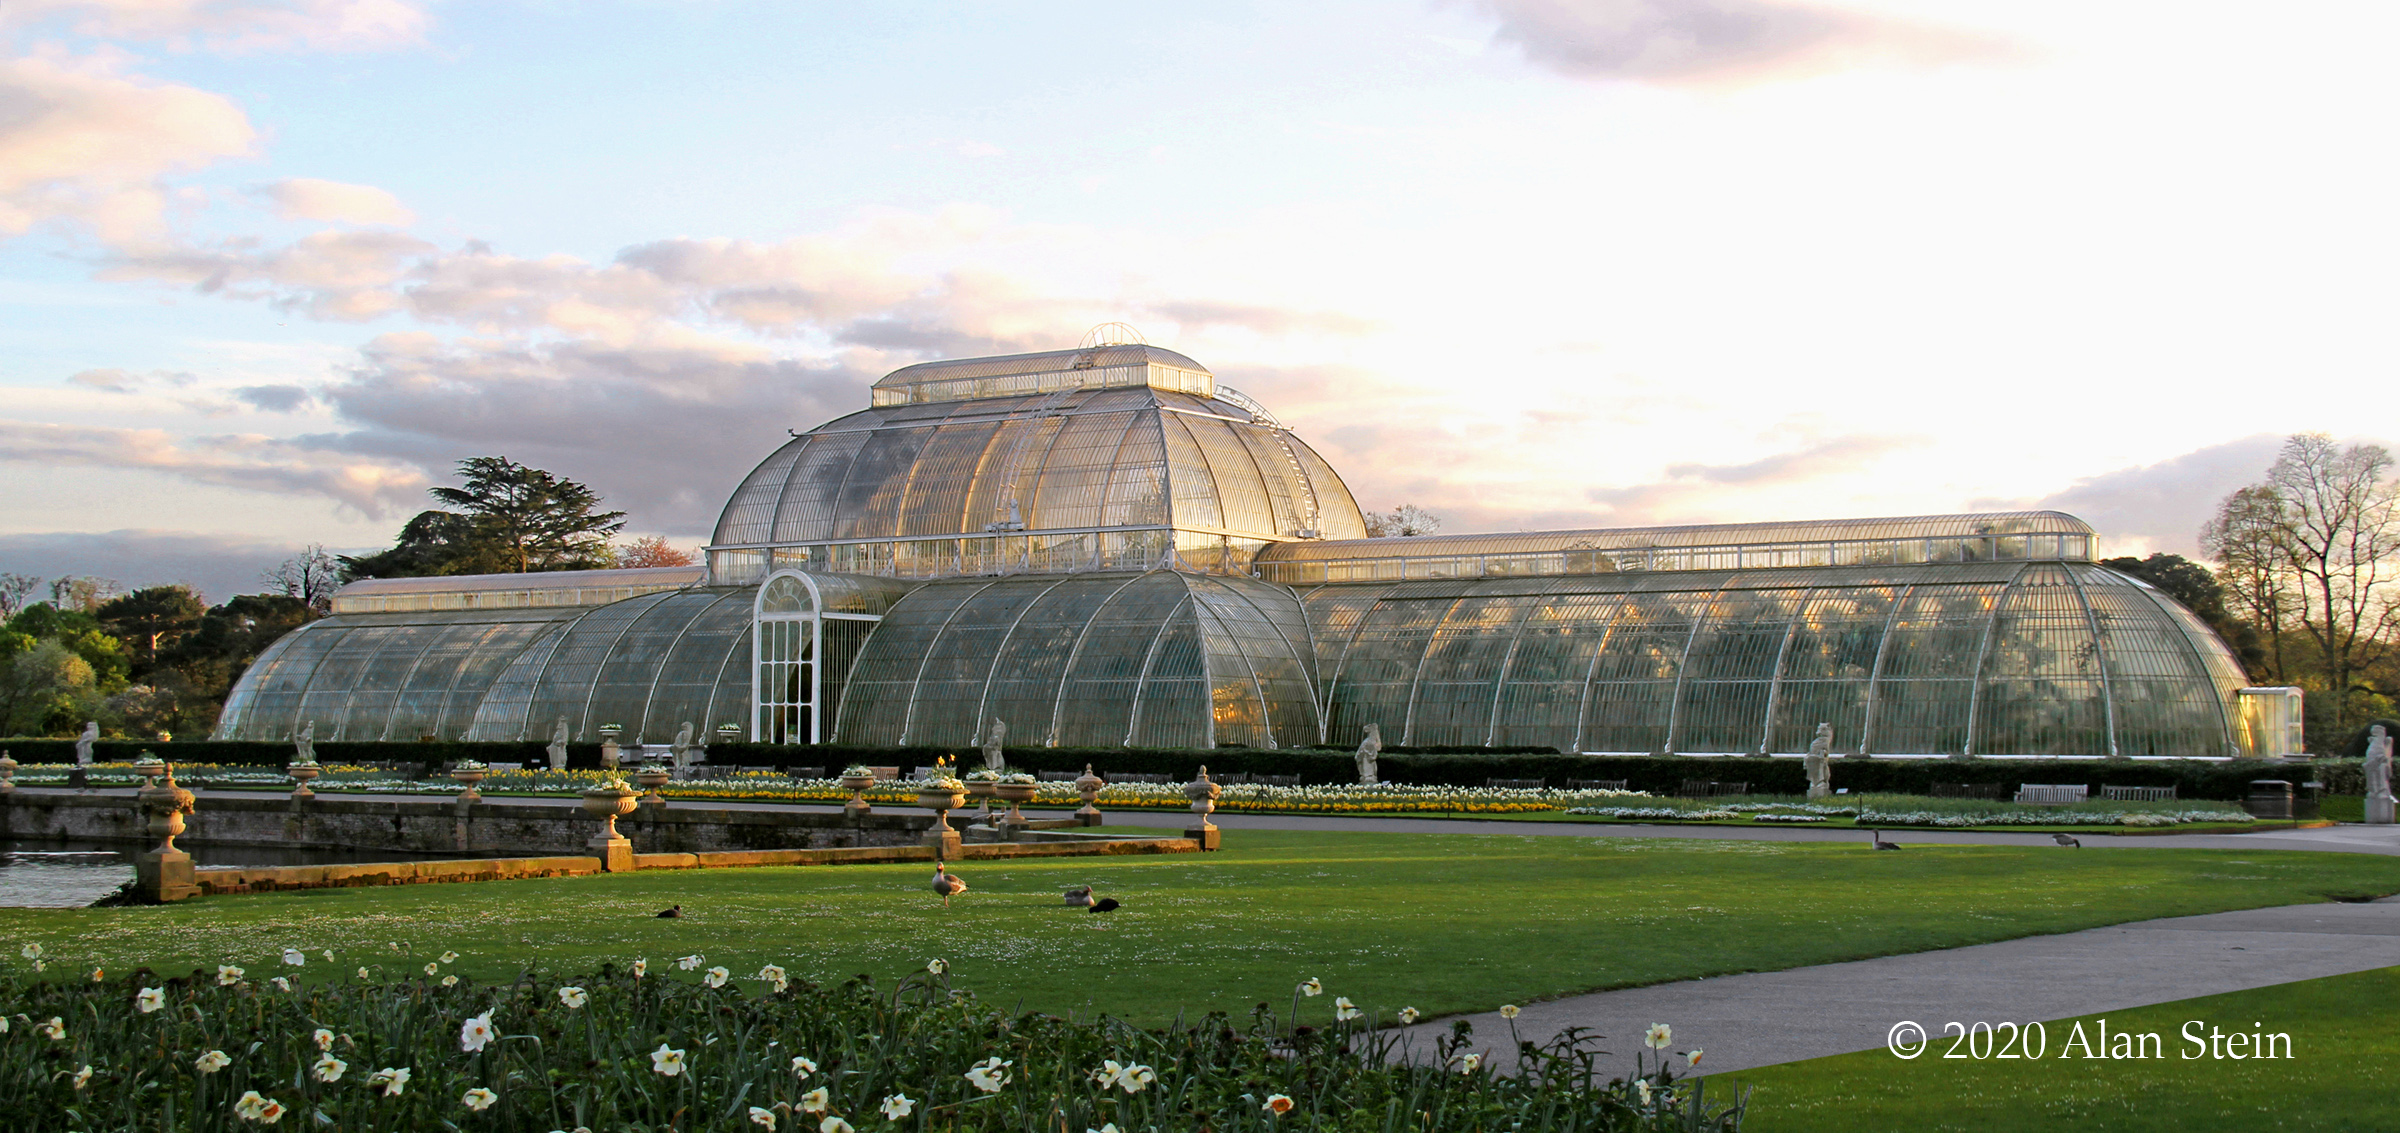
xmin=0 ymin=573 xmax=39 ymax=619
xmin=48 ymin=575 xmax=123 ymax=612
xmin=263 ymin=545 xmax=343 ymax=615
xmin=1364 ymin=504 xmax=1443 ymax=538
xmin=2206 ymin=433 xmax=2400 ymax=729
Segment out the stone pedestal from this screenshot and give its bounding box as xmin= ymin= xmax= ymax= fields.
xmin=921 ymin=826 xmax=962 ymax=857
xmin=1184 ymin=825 xmax=1220 ymax=851
xmin=588 ymin=834 xmax=635 ymax=871
xmin=2369 ymin=794 xmax=2396 ymax=825
xmin=137 ymin=851 xmax=198 ymax=903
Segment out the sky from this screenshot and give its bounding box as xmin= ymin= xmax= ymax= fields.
xmin=1 ymin=0 xmax=2394 ymax=602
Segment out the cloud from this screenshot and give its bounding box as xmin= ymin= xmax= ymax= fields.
xmin=1471 ymin=0 xmax=2003 ymax=85
xmin=1982 ymin=434 xmax=2286 ymax=559
xmin=67 ymin=367 xmax=139 ymax=392
xmin=0 ymin=529 xmax=352 ymax=605
xmin=1143 ymin=300 xmax=1378 ymax=338
xmin=0 ymin=49 xmax=257 ymax=242
xmin=103 ymin=228 xmax=435 ymax=319
xmin=254 ymin=177 xmax=414 ymax=225
xmin=233 ymin=384 xmax=312 ymax=411
xmin=0 ymin=419 xmax=428 ymax=516
xmin=1587 ymin=433 xmax=1921 ymax=520
xmin=3 ymin=0 xmax=429 ymax=53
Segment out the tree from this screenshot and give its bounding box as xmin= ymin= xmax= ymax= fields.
xmin=2204 ymin=484 xmax=2299 ymax=682
xmin=263 ymin=545 xmax=342 ymax=614
xmin=433 ymin=456 xmax=626 ymax=574
xmin=617 ymin=535 xmax=696 ymax=568
xmin=48 ymin=575 xmax=122 ymax=611
xmin=1364 ymin=504 xmax=1442 ymax=538
xmin=96 ymin=585 xmax=208 ymax=674
xmin=0 ymin=573 xmax=39 ymax=618
xmin=2203 ymin=433 xmax=2400 ymax=734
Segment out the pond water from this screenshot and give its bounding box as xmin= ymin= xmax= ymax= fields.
xmin=0 ymin=840 xmax=475 ymax=908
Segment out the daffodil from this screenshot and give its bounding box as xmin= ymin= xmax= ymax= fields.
xmin=1499 ymin=1004 xmax=1520 ymax=1019
xmin=758 ymin=964 xmax=788 ymax=992
xmin=677 ymin=954 xmax=704 ymax=971
xmin=632 ymin=958 xmax=648 ymax=978
xmin=1451 ymin=1052 xmax=1482 ymax=1074
xmin=1634 ymin=1079 xmax=1653 ymax=1106
xmin=442 ymin=975 xmax=459 ymax=988
xmin=1298 ymin=977 xmax=1323 ymax=997
xmin=136 ymin=986 xmax=165 ymax=1013
xmin=312 ymin=1054 xmax=347 ymax=1082
xmin=195 ymin=1050 xmax=231 ymax=1074
xmin=789 ymin=1055 xmax=817 ymax=1077
xmin=704 ymin=966 xmax=730 ymax=988
xmin=19 ymin=943 xmax=40 ymax=960
xmin=367 ymin=1067 xmax=410 ymax=1096
xmin=356 ymin=967 xmax=371 ymax=980
xmin=37 ymin=1016 xmax=65 ymax=1040
xmin=1334 ymin=996 xmax=1361 ymax=1021
xmin=217 ymin=965 xmax=245 ymax=986
xmin=964 ymin=1056 xmax=1010 ymax=1093
xmin=425 ymin=963 xmax=440 ymax=977
xmin=70 ymin=1064 xmax=92 ymax=1090
xmin=313 ymin=1028 xmax=335 ymax=1051
xmin=800 ymin=1087 xmax=830 ymax=1113
xmin=1685 ymin=1048 xmax=1703 ymax=1068
xmin=461 ymin=1086 xmax=498 ymax=1111
xmin=926 ymin=958 xmax=949 ymax=975
xmin=270 ymin=977 xmax=291 ymax=992
xmin=819 ymin=1119 xmax=853 ymax=1133
xmin=440 ymin=951 xmax=459 ymax=964
xmin=234 ymin=1090 xmax=270 ymax=1121
xmin=748 ymin=1107 xmax=778 ymax=1129
xmin=90 ymin=967 xmax=104 ymax=982
xmin=1398 ymin=1006 xmax=1421 ymax=1025
xmin=651 ymin=1044 xmax=687 ymax=1077
xmin=282 ymin=949 xmax=305 ymax=967
xmin=878 ymin=1094 xmax=916 ymax=1119
xmin=460 ymin=1011 xmax=496 ymax=1053
xmin=1644 ymin=1022 xmax=1672 ymax=1050
xmin=1264 ymin=1094 xmax=1296 ymax=1115
xmin=556 ymin=986 xmax=588 ymax=1008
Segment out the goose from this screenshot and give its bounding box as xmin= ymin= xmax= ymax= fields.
xmin=1089 ymin=897 xmax=1121 ymax=914
xmin=1064 ymin=885 xmax=1094 ymax=907
xmin=1869 ymin=829 xmax=1903 ymax=851
xmin=655 ymin=905 xmax=682 ymax=918
xmin=931 ymin=866 xmax=968 ymax=908
xmin=2052 ymin=833 xmax=2081 ymax=848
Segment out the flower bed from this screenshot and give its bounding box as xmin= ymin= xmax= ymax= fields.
xmin=0 ymin=945 xmax=1740 ymax=1132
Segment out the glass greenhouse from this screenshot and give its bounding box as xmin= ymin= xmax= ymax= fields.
xmin=216 ymin=340 xmax=2260 ymax=757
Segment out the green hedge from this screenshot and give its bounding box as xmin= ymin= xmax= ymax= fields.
xmin=0 ymin=738 xmax=2344 ymax=801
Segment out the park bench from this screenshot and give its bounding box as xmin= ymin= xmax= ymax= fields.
xmin=777 ymin=766 xmax=825 ymax=780
xmin=1037 ymin=771 xmax=1084 ymax=782
xmin=2013 ymin=784 xmax=2089 ymax=805
xmin=1215 ymin=772 xmax=1303 ymax=786
xmin=1565 ymin=778 xmax=1629 ymax=791
xmin=2100 ymin=785 xmax=2176 ymax=802
xmin=1929 ymin=782 xmax=2003 ymax=800
xmin=1485 ymin=777 xmax=1546 ymax=789
xmin=1102 ymin=772 xmax=1176 ymax=784
xmin=1676 ymin=780 xmax=1749 ymax=798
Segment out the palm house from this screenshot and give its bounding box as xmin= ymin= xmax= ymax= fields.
xmin=215 ymin=339 xmax=2271 ymax=759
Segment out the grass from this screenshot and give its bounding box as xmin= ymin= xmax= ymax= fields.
xmin=8 ymin=830 xmax=2400 ymax=1029
xmin=1719 ymin=963 xmax=2400 ymax=1132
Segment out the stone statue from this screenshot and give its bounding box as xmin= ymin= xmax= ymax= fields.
xmin=2368 ymin=725 xmax=2395 ymax=825
xmin=293 ymin=721 xmax=315 ymax=765
xmin=670 ymin=721 xmax=695 ymax=767
xmin=981 ymin=717 xmax=1007 ymax=772
xmin=1804 ymin=722 xmax=1833 ymax=799
xmin=75 ymin=721 xmax=97 ymax=766
xmin=1355 ymin=723 xmax=1382 ymax=785
xmin=547 ymin=716 xmax=570 ymax=772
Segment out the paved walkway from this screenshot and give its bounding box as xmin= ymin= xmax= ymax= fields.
xmin=1397 ymin=896 xmax=2400 ymax=1076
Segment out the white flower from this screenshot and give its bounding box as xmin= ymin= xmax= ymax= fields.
xmin=234 ymin=1090 xmax=270 ymax=1120
xmin=460 ymin=1011 xmax=496 ymax=1052
xmin=1686 ymin=1048 xmax=1703 ymax=1068
xmin=71 ymin=1064 xmax=92 ymax=1090
xmin=20 ymin=943 xmax=40 ymax=960
xmin=425 ymin=963 xmax=440 ymax=977
xmin=1634 ymin=1079 xmax=1653 ymax=1106
xmin=321 ymin=950 xmax=334 ymax=962
xmin=632 ymin=958 xmax=648 ymax=979
xmin=313 ymin=1027 xmax=335 ymax=1051
xmin=819 ymin=1119 xmax=853 ymax=1133
xmin=367 ymin=1067 xmax=410 ymax=1096
xmin=282 ymin=949 xmax=305 ymax=967
xmin=878 ymin=1094 xmax=916 ymax=1119
xmin=800 ymin=1086 xmax=830 ymax=1113
xmin=1264 ymin=1094 xmax=1296 ymax=1115
xmin=91 ymin=967 xmax=104 ymax=982
xmin=462 ymin=1086 xmax=499 ymax=1111
xmin=556 ymin=986 xmax=588 ymax=1009
xmin=1451 ymin=1052 xmax=1482 ymax=1074
xmin=964 ymin=1056 xmax=1011 ymax=1093
xmin=677 ymin=954 xmax=704 ymax=971
xmin=789 ymin=1055 xmax=818 ymax=1078
xmin=1298 ymin=978 xmax=1322 ymax=997
xmin=37 ymin=1016 xmax=65 ymax=1040
xmin=356 ymin=967 xmax=371 ymax=980
xmin=312 ymin=1054 xmax=347 ymax=1082
xmin=704 ymin=966 xmax=730 ymax=988
xmin=1398 ymin=1007 xmax=1421 ymax=1025
xmin=926 ymin=958 xmax=949 ymax=975
xmin=136 ymin=986 xmax=165 ymax=1013
xmin=217 ymin=965 xmax=245 ymax=986
xmin=1644 ymin=1022 xmax=1672 ymax=1050
xmin=442 ymin=975 xmax=459 ymax=988
xmin=440 ymin=951 xmax=460 ymax=964
xmin=748 ymin=1107 xmax=778 ymax=1129
xmin=758 ymin=964 xmax=788 ymax=992
xmin=651 ymin=1044 xmax=687 ymax=1076
xmin=270 ymin=977 xmax=291 ymax=993
xmin=1091 ymin=1125 xmax=1124 ymax=1133
xmin=1499 ymin=1004 xmax=1520 ymax=1019
xmin=1334 ymin=996 xmax=1361 ymax=1021
xmin=1116 ymin=1063 xmax=1156 ymax=1093
xmin=195 ymin=1050 xmax=231 ymax=1074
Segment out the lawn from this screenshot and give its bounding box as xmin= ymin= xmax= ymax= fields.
xmin=5 ymin=830 xmax=2398 ymax=1028
xmin=1720 ymin=963 xmax=2400 ymax=1132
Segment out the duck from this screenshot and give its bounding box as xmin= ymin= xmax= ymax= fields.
xmin=931 ymin=865 xmax=968 ymax=908
xmin=1064 ymin=885 xmax=1094 ymax=907
xmin=1869 ymin=829 xmax=1903 ymax=851
xmin=2052 ymin=833 xmax=2081 ymax=848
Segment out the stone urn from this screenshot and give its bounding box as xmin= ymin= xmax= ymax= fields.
xmin=0 ymin=750 xmax=17 ymax=795
xmin=581 ymin=782 xmax=639 ymax=835
xmin=449 ymin=761 xmax=489 ymax=802
xmin=965 ymin=775 xmax=1000 ymax=823
xmin=916 ymin=780 xmax=967 ymax=835
xmin=131 ymin=752 xmax=168 ymax=790
xmin=1074 ymin=763 xmax=1105 ymax=825
xmin=635 ymin=762 xmax=673 ymax=805
xmin=138 ymin=773 xmax=197 ymax=855
xmin=995 ymin=778 xmax=1039 ymax=826
xmin=840 ymin=769 xmax=878 ymax=817
xmin=1184 ymin=765 xmax=1222 ymax=827
xmin=286 ymin=760 xmax=322 ymax=799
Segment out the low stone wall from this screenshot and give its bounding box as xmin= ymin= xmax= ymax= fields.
xmin=0 ymin=790 xmax=931 ymax=856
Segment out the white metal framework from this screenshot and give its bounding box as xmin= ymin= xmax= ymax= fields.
xmin=752 ymin=571 xmax=886 ymax=743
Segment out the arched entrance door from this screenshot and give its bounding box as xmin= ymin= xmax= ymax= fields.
xmin=754 ymin=572 xmax=819 ymax=743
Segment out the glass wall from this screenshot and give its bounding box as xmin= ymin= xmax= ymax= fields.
xmin=1302 ymin=561 xmax=2241 ymax=758
xmin=835 ymin=570 xmax=1318 ymax=749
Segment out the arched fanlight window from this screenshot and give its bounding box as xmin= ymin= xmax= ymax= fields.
xmin=754 ymin=572 xmax=820 ymax=743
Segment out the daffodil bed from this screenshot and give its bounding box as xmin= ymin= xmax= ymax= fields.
xmin=1718 ymin=963 xmax=2400 ymax=1132
xmin=0 ymin=955 xmax=1740 ymax=1133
